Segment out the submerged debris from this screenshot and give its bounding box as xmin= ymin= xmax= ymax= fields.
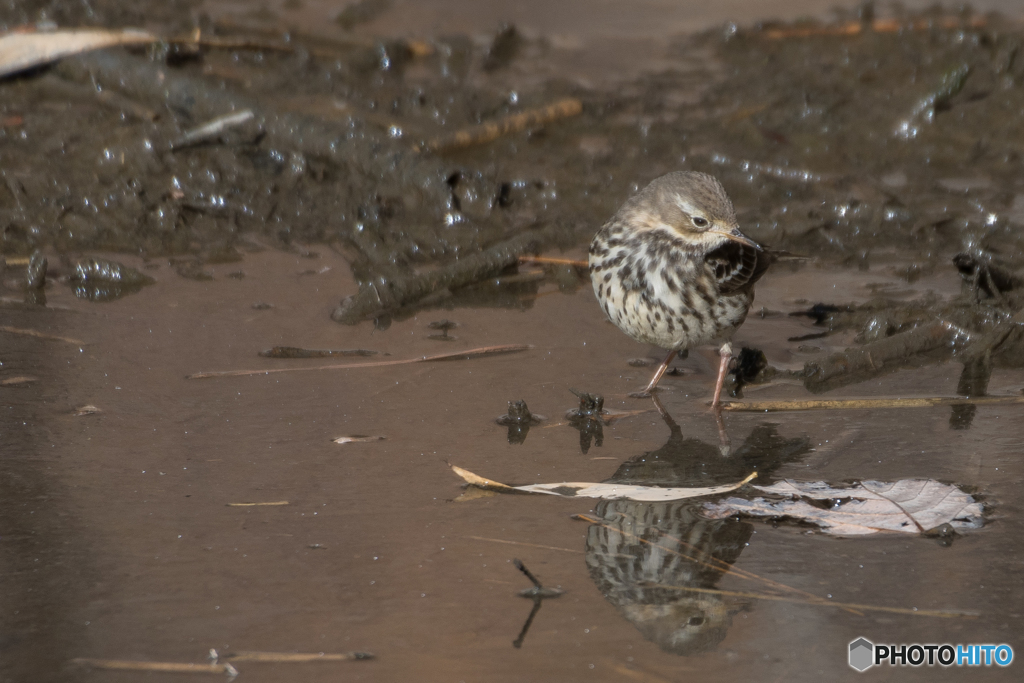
xmin=726 ymin=347 xmax=774 ymax=397
xmin=496 ymin=399 xmax=546 ymax=445
xmin=512 ymin=557 xmax=562 ymax=649
xmin=69 ymin=257 xmax=155 ymax=301
xmin=566 ymin=389 xmax=607 ymax=454
xmin=427 ymin=319 xmax=458 ymax=341
xmin=514 ymin=559 xmax=564 ymax=599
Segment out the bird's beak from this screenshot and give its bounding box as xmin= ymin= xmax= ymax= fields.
xmin=713 ymin=225 xmax=761 ymax=250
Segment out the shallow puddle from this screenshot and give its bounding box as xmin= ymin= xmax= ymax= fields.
xmin=4 ymin=247 xmax=1023 ymax=681
xmin=3 ymin=1 xmax=1024 ymax=681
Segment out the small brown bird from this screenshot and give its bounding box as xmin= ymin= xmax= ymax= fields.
xmin=589 ymin=171 xmax=771 ymax=404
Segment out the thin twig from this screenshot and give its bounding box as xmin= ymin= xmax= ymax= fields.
xmin=1 ymin=376 xmax=37 ymax=386
xmin=513 ymin=559 xmax=543 ymax=589
xmin=762 ymin=16 xmax=988 ymax=40
xmin=227 ymin=501 xmax=289 ymax=507
xmin=171 ymin=109 xmax=255 ymax=150
xmin=649 ymin=584 xmax=977 ymax=619
xmin=517 ymin=255 xmax=588 ymax=267
xmin=464 ymin=536 xmax=583 ymax=554
xmin=416 ymin=98 xmax=582 ymax=153
xmin=717 ymin=395 xmax=1024 ymax=412
xmin=0 ymin=326 xmax=84 ymax=345
xmin=225 ymin=651 xmax=372 ymax=662
xmin=70 ymin=659 xmax=234 ymax=674
xmin=188 ymin=344 xmax=533 ymax=379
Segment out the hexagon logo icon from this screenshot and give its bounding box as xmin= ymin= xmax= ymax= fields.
xmin=849 ymin=637 xmax=874 ymax=671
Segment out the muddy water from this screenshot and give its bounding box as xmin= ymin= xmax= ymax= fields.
xmin=3 ymin=247 xmax=1023 ymax=682
xmin=3 ymin=1 xmax=1024 ymax=681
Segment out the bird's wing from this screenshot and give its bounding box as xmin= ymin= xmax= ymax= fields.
xmin=705 ymin=241 xmax=773 ymax=295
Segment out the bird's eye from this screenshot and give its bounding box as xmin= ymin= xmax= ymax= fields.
xmin=692 ymin=217 xmax=709 ymax=228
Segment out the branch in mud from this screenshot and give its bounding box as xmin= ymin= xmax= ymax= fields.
xmin=803 ymin=320 xmax=961 ymax=393
xmin=331 ymin=224 xmax=559 ymax=325
xmin=415 ymin=98 xmax=583 ymax=154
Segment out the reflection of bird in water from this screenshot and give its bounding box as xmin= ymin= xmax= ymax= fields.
xmin=586 ymin=502 xmax=749 ymax=655
xmin=583 ymin=407 xmax=810 ymax=655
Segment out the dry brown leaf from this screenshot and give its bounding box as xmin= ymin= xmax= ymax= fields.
xmin=0 ymin=29 xmax=157 ymax=79
xmin=703 ymin=479 xmax=983 ymax=536
xmin=450 ymin=464 xmax=755 ymax=501
xmin=449 ymin=465 xmax=517 ymax=492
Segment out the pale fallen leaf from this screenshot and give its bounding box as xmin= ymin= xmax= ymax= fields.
xmin=332 ymin=435 xmax=385 ymax=444
xmin=450 ymin=464 xmax=756 ymax=502
xmin=703 ymin=479 xmax=984 ymax=536
xmin=0 ymin=29 xmax=157 ymax=79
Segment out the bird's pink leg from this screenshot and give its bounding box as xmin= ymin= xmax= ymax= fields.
xmin=630 ymin=349 xmax=677 ymax=398
xmin=711 ymin=342 xmax=733 ymax=408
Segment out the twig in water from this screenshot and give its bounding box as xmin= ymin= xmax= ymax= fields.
xmin=332 ymin=224 xmax=563 ymax=324
xmin=416 ymin=97 xmax=582 ymax=153
xmin=70 ymin=658 xmax=237 ymax=674
xmin=803 ymin=320 xmax=957 ymax=392
xmin=0 ymin=326 xmax=84 ymax=345
xmin=226 ymin=501 xmax=289 ymax=507
xmin=171 ymin=109 xmax=256 ymax=149
xmin=225 ymin=651 xmax=373 ymax=662
xmin=260 ymin=346 xmax=379 ymax=358
xmin=511 ymin=559 xmax=563 ymax=649
xmin=517 ymin=255 xmax=588 ymax=267
xmin=464 ymin=536 xmax=583 ymax=554
xmin=649 ymin=584 xmax=977 ymax=619
xmin=188 ymin=344 xmax=532 ymax=379
xmin=717 ymin=395 xmax=1024 ymax=412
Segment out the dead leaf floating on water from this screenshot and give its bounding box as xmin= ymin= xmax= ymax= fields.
xmin=0 ymin=28 xmax=157 ymax=79
xmin=450 ymin=465 xmax=756 ymax=502
xmin=333 ymin=435 xmax=385 ymax=444
xmin=703 ymin=479 xmax=984 ymax=536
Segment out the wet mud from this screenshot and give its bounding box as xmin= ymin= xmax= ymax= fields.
xmin=3 ymin=2 xmax=1024 ymax=682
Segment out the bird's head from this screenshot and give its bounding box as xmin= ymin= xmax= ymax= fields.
xmin=622 ymin=171 xmax=760 ymax=252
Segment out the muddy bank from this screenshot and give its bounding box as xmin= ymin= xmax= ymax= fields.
xmin=3 ymin=7 xmax=1024 ymax=316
